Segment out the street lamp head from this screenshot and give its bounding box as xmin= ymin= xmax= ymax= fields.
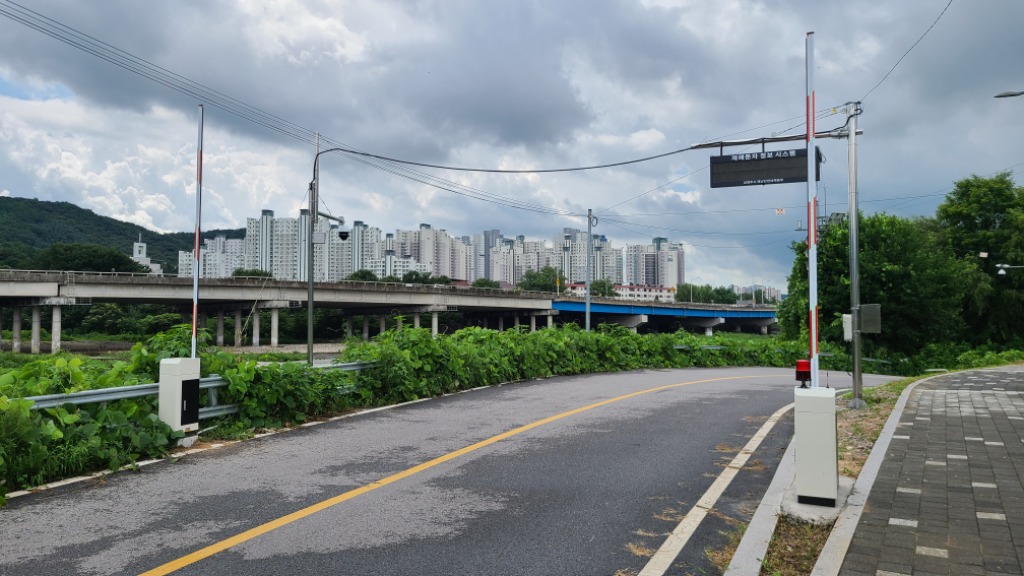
xmin=999 ymin=269 xmax=1007 ymax=276
xmin=995 ymin=90 xmax=1024 ymax=98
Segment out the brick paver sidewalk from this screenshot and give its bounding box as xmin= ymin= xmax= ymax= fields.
xmin=840 ymin=367 xmax=1024 ymax=575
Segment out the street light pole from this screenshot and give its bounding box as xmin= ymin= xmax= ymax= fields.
xmin=307 ymin=141 xmax=348 ymax=366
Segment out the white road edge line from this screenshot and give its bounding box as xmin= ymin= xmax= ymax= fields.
xmin=638 ymin=402 xmax=795 ymax=576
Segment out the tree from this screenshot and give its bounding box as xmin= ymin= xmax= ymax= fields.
xmin=471 ymin=278 xmax=501 ymax=289
xmin=935 ymin=173 xmax=1024 ymax=344
xmin=401 ymin=271 xmax=452 ymax=285
xmin=0 ymin=241 xmax=37 ymax=269
xmin=780 ymin=213 xmax=972 ymax=355
xmin=518 ymin=266 xmax=565 ymax=293
xmin=674 ymin=283 xmax=733 ymax=304
xmin=31 ymin=243 xmax=148 ymax=273
xmin=590 ymin=279 xmax=618 ymax=297
xmin=347 ymin=270 xmax=379 ymax=282
xmin=232 ymin=268 xmax=272 ymax=277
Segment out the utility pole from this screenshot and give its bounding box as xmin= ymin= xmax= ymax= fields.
xmin=585 ymin=208 xmax=596 ymax=331
xmin=847 ymin=102 xmax=866 ymax=408
xmin=190 ymin=104 xmax=204 ymax=359
xmin=308 ymin=132 xmax=319 ymax=366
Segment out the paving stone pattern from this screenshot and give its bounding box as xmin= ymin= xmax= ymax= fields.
xmin=840 ymin=367 xmax=1024 ymax=576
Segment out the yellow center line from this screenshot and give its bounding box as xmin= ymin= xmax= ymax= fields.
xmin=139 ymin=374 xmax=765 ymax=575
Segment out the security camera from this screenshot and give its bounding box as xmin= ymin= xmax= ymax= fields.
xmin=337 ymin=229 xmax=350 ymax=241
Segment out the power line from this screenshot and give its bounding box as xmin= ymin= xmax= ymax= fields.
xmin=861 ymin=0 xmax=955 ymax=101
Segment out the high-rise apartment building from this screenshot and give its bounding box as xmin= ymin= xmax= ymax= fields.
xmin=556 ymin=228 xmax=622 ymax=284
xmin=623 ymin=237 xmax=685 ymax=288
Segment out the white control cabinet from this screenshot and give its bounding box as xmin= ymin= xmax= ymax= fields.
xmin=794 ymin=386 xmax=838 ymax=506
xmin=158 ymin=358 xmax=201 ymax=435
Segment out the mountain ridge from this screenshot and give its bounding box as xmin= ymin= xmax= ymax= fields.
xmin=0 ymin=196 xmax=244 ymax=273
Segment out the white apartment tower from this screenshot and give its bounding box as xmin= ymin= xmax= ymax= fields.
xmin=623 ymin=237 xmax=685 ymax=288
xmin=557 ymin=228 xmax=622 ymax=285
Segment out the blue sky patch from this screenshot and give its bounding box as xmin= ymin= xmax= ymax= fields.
xmin=0 ymin=73 xmax=72 ymax=100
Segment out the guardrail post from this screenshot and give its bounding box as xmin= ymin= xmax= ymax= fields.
xmin=159 ymin=358 xmax=201 ymax=442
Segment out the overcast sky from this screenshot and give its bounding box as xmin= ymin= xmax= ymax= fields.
xmin=1 ymin=0 xmax=1022 ymax=289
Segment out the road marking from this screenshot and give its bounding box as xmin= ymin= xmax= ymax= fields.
xmin=637 ymin=401 xmax=793 ymax=576
xmin=139 ymin=374 xmax=765 ymax=576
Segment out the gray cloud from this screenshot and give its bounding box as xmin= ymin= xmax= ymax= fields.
xmin=0 ymin=0 xmax=1022 ymax=289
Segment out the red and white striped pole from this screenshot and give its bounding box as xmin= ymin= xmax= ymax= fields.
xmin=805 ymin=32 xmax=819 ymax=388
xmin=191 ymin=104 xmax=204 ymax=359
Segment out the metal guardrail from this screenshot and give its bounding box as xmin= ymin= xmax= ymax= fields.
xmin=674 ymin=345 xmax=725 ymax=351
xmin=24 ymin=361 xmax=376 ymax=421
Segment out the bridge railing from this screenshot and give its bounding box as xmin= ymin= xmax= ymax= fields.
xmin=0 ymin=269 xmax=554 ymax=300
xmin=23 ymin=361 xmax=376 ymax=421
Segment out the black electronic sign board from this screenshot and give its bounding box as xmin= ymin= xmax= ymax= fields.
xmin=710 ymin=147 xmax=820 ymax=188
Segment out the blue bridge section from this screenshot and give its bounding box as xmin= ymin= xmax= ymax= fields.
xmin=552 ymin=301 xmax=775 ymax=319
xmin=551 ymin=299 xmax=777 ymax=333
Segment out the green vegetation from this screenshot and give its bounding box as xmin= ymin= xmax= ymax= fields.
xmin=590 ymin=279 xmax=618 ymax=297
xmin=675 ymin=283 xmax=740 ymax=304
xmin=347 ymin=269 xmax=378 ymax=281
xmin=779 ymin=173 xmax=1024 ymax=362
xmin=518 ymin=266 xmax=566 ymax=293
xmin=232 ymin=268 xmax=273 ymax=277
xmin=471 ymin=278 xmax=501 ymax=289
xmin=0 ymin=196 xmax=243 ymax=273
xmin=2 ymin=320 xmax=1022 ymax=504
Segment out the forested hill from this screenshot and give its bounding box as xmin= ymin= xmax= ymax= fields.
xmin=0 ymin=196 xmax=244 ymax=273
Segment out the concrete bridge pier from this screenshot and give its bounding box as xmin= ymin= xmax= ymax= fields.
xmin=529 ymin=315 xmax=536 ymax=332
xmin=216 ymin=312 xmax=225 ymax=346
xmin=11 ymin=308 xmax=21 ymax=353
xmin=513 ymin=315 xmax=520 ymax=328
xmin=362 ymin=316 xmax=370 ymax=340
xmin=346 ymin=318 xmax=353 ymax=339
xmin=744 ymin=318 xmax=776 ymax=335
xmin=414 ymin=313 xmax=421 ymax=329
xmin=431 ymin=312 xmax=439 ymax=336
xmin=234 ymin=310 xmax=243 ymax=346
xmin=252 ymin=311 xmax=261 ymax=347
xmin=379 ymin=315 xmax=386 ymax=335
xmin=270 ymin=308 xmax=280 ymax=347
xmin=688 ymin=317 xmax=725 ymax=337
xmin=498 ymin=317 xmax=504 ymax=331
xmin=31 ymin=306 xmax=41 ymax=354
xmin=608 ymin=314 xmax=648 ymax=333
xmin=51 ymin=306 xmax=61 ymax=353
xmin=547 ymin=315 xmax=553 ymax=329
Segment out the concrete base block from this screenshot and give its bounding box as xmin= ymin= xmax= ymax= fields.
xmin=782 ymin=475 xmax=855 ymax=526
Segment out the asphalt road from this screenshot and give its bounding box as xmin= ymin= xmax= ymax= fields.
xmin=0 ymin=367 xmax=892 ymax=576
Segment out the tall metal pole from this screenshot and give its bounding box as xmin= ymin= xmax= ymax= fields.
xmin=805 ymin=32 xmax=820 ymax=388
xmin=585 ymin=208 xmax=594 ymax=331
xmin=190 ymin=104 xmax=204 ymax=359
xmin=848 ymin=103 xmax=866 ymax=408
xmin=307 ymin=133 xmax=319 ymax=366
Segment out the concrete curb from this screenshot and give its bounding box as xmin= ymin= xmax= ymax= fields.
xmin=809 ymin=375 xmax=933 ymax=575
